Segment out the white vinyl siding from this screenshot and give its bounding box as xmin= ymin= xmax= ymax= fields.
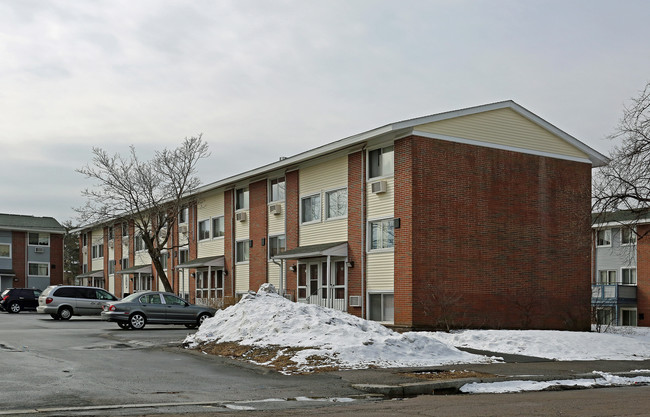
xmin=198 ymin=192 xmax=225 ymax=258
xmin=366 ymin=177 xmax=394 ymax=219
xmin=235 ymin=263 xmax=249 ymax=293
xmin=267 ymin=262 xmax=281 ymax=290
xmin=416 ymin=108 xmax=589 ymax=160
xmin=299 ymin=156 xmax=348 ymax=246
xmin=268 ymin=201 xmax=285 ymax=235
xmin=366 ymin=251 xmax=394 ymax=291
xmin=91 ymin=228 xmax=104 ymax=271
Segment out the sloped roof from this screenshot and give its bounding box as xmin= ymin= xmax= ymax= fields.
xmin=0 ymin=213 xmax=65 ymax=234
xmin=592 ymin=209 xmax=650 ymax=227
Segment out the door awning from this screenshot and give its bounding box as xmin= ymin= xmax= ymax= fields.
xmin=0 ymin=269 xmax=16 ymax=276
xmin=272 ymin=241 xmax=348 ymax=260
xmin=75 ymin=270 xmax=104 ymax=279
xmin=116 ymin=265 xmax=152 ymax=275
xmin=176 ymin=255 xmax=225 ymax=269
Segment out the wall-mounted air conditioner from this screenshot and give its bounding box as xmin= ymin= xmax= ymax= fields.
xmin=349 ymin=295 xmax=362 ymax=307
xmin=235 ymin=212 xmax=247 ymax=222
xmin=34 ymin=247 xmax=45 ymax=254
xmin=82 ymin=247 xmax=88 ymax=255
xmin=108 ymin=240 xmax=114 ymax=249
xmin=269 ymin=204 xmax=282 ymax=215
xmin=371 ymin=180 xmax=387 ymax=194
xmin=179 ymin=224 xmax=188 ymax=235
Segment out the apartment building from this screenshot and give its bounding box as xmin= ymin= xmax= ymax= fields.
xmin=592 ymin=210 xmax=650 ymax=327
xmin=76 ymin=101 xmax=607 ymax=330
xmin=0 ymin=213 xmax=65 ymax=291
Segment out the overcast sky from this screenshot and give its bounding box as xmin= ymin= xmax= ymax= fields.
xmin=1 ymin=0 xmax=649 ymax=225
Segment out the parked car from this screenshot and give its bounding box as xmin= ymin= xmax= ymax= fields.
xmin=0 ymin=288 xmax=42 ymax=313
xmin=101 ymin=291 xmax=216 ymax=330
xmin=37 ymin=285 xmax=119 ymax=320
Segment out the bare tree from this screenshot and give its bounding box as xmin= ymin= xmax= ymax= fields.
xmin=62 ymin=220 xmax=80 ymax=285
xmin=593 ymin=81 xmax=650 ymax=239
xmin=76 ymin=135 xmax=209 ymax=292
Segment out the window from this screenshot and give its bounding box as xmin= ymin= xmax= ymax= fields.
xmin=621 ymin=228 xmax=637 ymax=245
xmin=236 ymin=188 xmax=249 ymax=210
xmin=212 ymin=216 xmax=225 ymax=238
xmin=596 ymin=308 xmax=613 ymax=326
xmin=301 ymin=194 xmax=321 ymax=223
xmin=122 ymin=223 xmax=129 ymax=237
xmin=596 ymin=229 xmax=611 ymax=247
xmin=179 ymin=207 xmax=189 ymax=224
xmin=29 ymin=233 xmax=49 ymax=246
xmin=369 ymin=145 xmax=394 ymax=179
xmin=92 ymin=243 xmax=104 ymax=259
xmin=196 ymin=270 xmax=224 ymax=299
xmin=198 ymin=219 xmax=210 ymax=241
xmin=269 ymin=177 xmax=286 ymax=202
xmin=236 ymin=240 xmax=250 ymax=263
xmin=325 ymin=188 xmax=347 ymax=219
xmin=160 ymin=252 xmax=169 ymax=270
xmin=621 ymin=309 xmax=638 ymax=326
xmin=268 ymin=235 xmax=286 ymax=258
xmin=0 ymin=243 xmax=10 ymax=258
xmin=108 ymin=227 xmax=114 ymax=240
xmin=108 ymin=260 xmax=116 ymax=275
xmin=82 ymin=264 xmax=88 ymax=274
xmin=598 ymin=270 xmax=617 ymax=284
xmin=369 ymin=219 xmax=395 ymax=250
xmin=120 ymin=258 xmax=129 ymax=270
xmin=369 ymin=293 xmax=394 ymax=322
xmin=622 ymin=268 xmax=637 ymax=285
xmin=135 ymin=234 xmax=145 ymax=252
xmin=28 ymin=262 xmax=49 ymax=277
xmin=297 ymin=264 xmax=307 ymax=299
xmin=82 ymin=233 xmax=88 ymax=247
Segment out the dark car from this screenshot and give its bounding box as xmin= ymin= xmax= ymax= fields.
xmin=101 ymin=291 xmax=216 ymax=330
xmin=1 ymin=288 xmax=42 ymax=313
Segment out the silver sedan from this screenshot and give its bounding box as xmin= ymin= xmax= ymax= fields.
xmin=101 ymin=291 xmax=217 ymax=330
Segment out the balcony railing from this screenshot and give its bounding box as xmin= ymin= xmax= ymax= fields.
xmin=592 ymin=284 xmax=637 ymax=302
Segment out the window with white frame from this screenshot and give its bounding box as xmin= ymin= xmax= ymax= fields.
xmin=28 ymin=262 xmax=49 ymax=277
xmin=135 ymin=234 xmax=145 ymax=252
xmin=108 ymin=260 xmax=116 ymax=275
xmin=597 ymin=270 xmax=617 ymax=284
xmin=198 ymin=219 xmax=210 ymax=241
xmin=82 ymin=233 xmax=88 ymax=247
xmin=596 ymin=308 xmax=614 ymax=326
xmin=301 ymin=194 xmax=321 ymax=224
xmin=196 ymin=270 xmax=224 ymax=299
xmin=179 ymin=207 xmax=189 ymax=224
xmin=82 ymin=264 xmax=88 ymax=274
xmin=369 ymin=218 xmax=395 ymax=250
xmin=325 ymin=188 xmax=347 ymax=220
xmin=621 ymin=227 xmax=637 ymax=245
xmin=236 ymin=240 xmax=250 ymax=263
xmin=92 ymin=243 xmax=104 ymax=259
xmin=369 ymin=293 xmax=394 ymax=322
xmin=596 ymin=229 xmax=611 ymax=247
xmin=122 ymin=223 xmax=129 ymax=237
xmin=120 ymin=258 xmax=129 ymax=270
xmin=108 ymin=226 xmax=114 ymax=240
xmin=268 ymin=235 xmax=286 ymax=258
xmin=236 ymin=188 xmax=249 ymax=210
xmin=179 ymin=248 xmax=189 ymax=264
xmin=622 ymin=268 xmax=637 ymax=285
xmin=621 ymin=308 xmax=638 ymax=326
xmin=369 ymin=145 xmax=394 ymax=179
xmin=28 ymin=232 xmax=49 ymax=246
xmin=212 ymin=216 xmax=224 ymax=238
xmin=160 ymin=252 xmax=169 ymax=270
xmin=0 ymin=243 xmax=10 ymax=258
xmin=269 ymin=177 xmax=286 ymax=202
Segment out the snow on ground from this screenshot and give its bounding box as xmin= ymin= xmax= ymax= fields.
xmin=184 ymin=284 xmax=650 ymax=378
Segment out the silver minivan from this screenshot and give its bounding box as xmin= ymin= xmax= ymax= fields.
xmin=37 ymin=285 xmax=119 ymax=320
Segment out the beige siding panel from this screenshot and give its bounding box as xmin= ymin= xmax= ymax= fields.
xmin=235 ymin=209 xmax=250 ymax=239
xmin=268 ymin=202 xmax=285 ymax=235
xmin=91 ymin=259 xmax=103 ymax=271
xmin=135 ymin=252 xmax=149 ymax=266
xmin=108 ymin=276 xmax=115 ymax=294
xmin=366 ymin=251 xmax=394 ymax=291
xmin=416 ymin=108 xmax=589 ymax=159
xmin=267 ymin=262 xmax=281 ymax=289
xmin=198 ymin=238 xmax=225 ymax=258
xmin=300 ymin=218 xmax=347 ymax=246
xmin=197 ymin=192 xmax=225 ymax=220
xmin=366 ymin=177 xmax=394 ymax=219
xmin=300 ymin=156 xmax=348 ymax=195
xmin=235 ymin=263 xmax=249 ymax=293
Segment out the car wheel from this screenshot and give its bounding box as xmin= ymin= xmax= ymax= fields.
xmin=58 ymin=307 xmax=72 ymax=321
xmin=129 ymin=313 xmax=146 ymax=330
xmin=50 ymin=313 xmax=60 ymax=320
xmin=197 ymin=313 xmax=211 ymax=327
xmin=8 ymin=302 xmax=21 ymax=314
xmin=117 ymin=322 xmax=131 ymax=330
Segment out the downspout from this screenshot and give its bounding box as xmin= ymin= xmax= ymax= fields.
xmin=272 ymin=258 xmax=283 ymax=295
xmin=361 ymin=147 xmax=366 ymax=319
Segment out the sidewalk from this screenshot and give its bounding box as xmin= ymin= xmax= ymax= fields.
xmin=333 ymin=349 xmax=650 ymax=397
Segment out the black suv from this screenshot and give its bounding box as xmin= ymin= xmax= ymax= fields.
xmin=0 ymin=288 xmax=42 ymax=313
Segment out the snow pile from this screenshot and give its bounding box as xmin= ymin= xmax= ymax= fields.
xmin=184 ymin=284 xmax=491 ymax=372
xmin=430 ymin=329 xmax=650 ymax=361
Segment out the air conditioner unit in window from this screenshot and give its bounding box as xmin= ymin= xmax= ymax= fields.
xmin=371 ymin=180 xmax=387 ymax=194
xmin=179 ymin=224 xmax=188 ymax=235
xmin=349 ymin=295 xmax=362 ymax=307
xmin=269 ymin=203 xmax=282 ymax=215
xmin=82 ymin=246 xmax=87 ymax=255
xmin=108 ymin=240 xmax=114 ymax=249
xmin=235 ymin=211 xmax=247 ymax=222
xmin=34 ymin=247 xmax=45 ymax=254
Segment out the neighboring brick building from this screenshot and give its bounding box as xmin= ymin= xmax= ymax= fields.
xmin=76 ymin=101 xmax=607 ymax=330
xmin=0 ymin=213 xmax=66 ymax=291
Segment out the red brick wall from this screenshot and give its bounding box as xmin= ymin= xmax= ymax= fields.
xmin=49 ymin=234 xmax=64 ymax=286
xmin=347 ymin=151 xmax=365 ymax=317
xmin=250 ymin=179 xmax=268 ymax=291
xmin=12 ymin=232 xmax=26 ymax=287
xmin=637 ymin=224 xmax=650 ymax=327
xmin=224 ymin=189 xmax=234 ymax=298
xmin=285 ymin=171 xmax=299 ymax=297
xmin=395 ymin=135 xmax=592 ymax=330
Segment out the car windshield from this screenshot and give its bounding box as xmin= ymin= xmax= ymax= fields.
xmin=41 ymin=286 xmax=55 ymax=296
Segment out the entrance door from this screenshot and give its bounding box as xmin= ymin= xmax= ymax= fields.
xmin=297 ymin=260 xmax=346 ymax=311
